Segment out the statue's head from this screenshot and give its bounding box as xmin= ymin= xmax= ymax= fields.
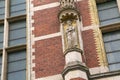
xmin=67 ymin=20 xmax=72 ymax=26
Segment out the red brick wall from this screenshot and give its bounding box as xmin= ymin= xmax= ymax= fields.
xmin=32 ymin=0 xmax=92 ymax=27
xmin=32 ymin=0 xmax=59 ymax=7
xmin=32 ymin=36 xmax=65 ymax=78
xmin=82 ymin=30 xmax=99 ymax=68
xmin=32 ymin=7 xmax=60 ymax=37
xmin=77 ymin=0 xmax=99 ymax=68
xmin=77 ymin=0 xmax=91 ymax=27
xmin=31 ymin=0 xmax=99 ymax=79
xmin=70 ymin=77 xmax=86 ymax=80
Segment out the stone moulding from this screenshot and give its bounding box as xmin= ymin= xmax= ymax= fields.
xmin=62 ymin=61 xmax=89 ymax=80
xmin=64 ymin=47 xmax=83 ymax=56
xmin=58 ymin=8 xmax=80 ymax=23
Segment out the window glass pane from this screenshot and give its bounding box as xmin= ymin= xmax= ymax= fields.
xmin=103 ymin=30 xmax=120 ymax=71
xmin=0 ymin=43 xmax=2 ymax=49
xmin=10 ymin=0 xmax=26 ymax=17
xmin=107 ymin=52 xmax=120 ymax=64
xmin=0 ymin=55 xmax=2 ymax=80
xmin=0 ymin=25 xmax=4 ymax=49
xmin=10 ymin=11 xmax=26 ymax=17
xmin=9 ymin=28 xmax=26 ymax=40
xmin=9 ymin=38 xmax=26 ymax=46
xmin=98 ymin=7 xmax=120 ymax=21
xmin=8 ymin=60 xmax=26 ymax=72
xmin=97 ymin=0 xmax=120 ymax=26
xmin=0 ymin=0 xmax=5 ymax=19
xmin=11 ymin=3 xmax=26 ymax=12
xmin=98 ymin=0 xmax=117 ymax=10
xmin=10 ymin=0 xmax=25 ymax=5
xmin=8 ymin=70 xmax=26 ymax=80
xmin=9 ymin=20 xmax=26 ymax=30
xmin=103 ymin=30 xmax=120 ymax=42
xmin=7 ymin=50 xmax=26 ymax=80
xmin=100 ymin=18 xmax=120 ymax=26
xmin=8 ymin=51 xmax=26 ymax=62
xmin=103 ymin=30 xmax=120 ymax=53
xmin=104 ymin=40 xmax=120 ymax=53
xmin=0 ymin=33 xmax=3 ymax=42
xmin=9 ymin=20 xmax=26 ymax=46
xmin=109 ymin=63 xmax=120 ymax=71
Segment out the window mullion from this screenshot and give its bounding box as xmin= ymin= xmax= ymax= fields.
xmin=117 ymin=0 xmax=120 ymax=14
xmin=1 ymin=0 xmax=10 ymax=80
xmin=4 ymin=0 xmax=9 ymax=48
xmin=4 ymin=20 xmax=9 ymax=48
xmin=1 ymin=50 xmax=7 ymax=80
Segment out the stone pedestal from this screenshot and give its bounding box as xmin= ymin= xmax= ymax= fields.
xmin=62 ymin=49 xmax=89 ymax=80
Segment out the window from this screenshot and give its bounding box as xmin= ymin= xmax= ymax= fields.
xmin=97 ymin=0 xmax=120 ymax=71
xmin=7 ymin=50 xmax=26 ymax=80
xmin=103 ymin=30 xmax=120 ymax=71
xmin=9 ymin=20 xmax=26 ymax=46
xmin=10 ymin=0 xmax=26 ymax=17
xmin=97 ymin=0 xmax=120 ymax=26
xmin=0 ymin=0 xmax=26 ymax=80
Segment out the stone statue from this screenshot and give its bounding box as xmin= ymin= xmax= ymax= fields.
xmin=66 ymin=20 xmax=78 ymax=49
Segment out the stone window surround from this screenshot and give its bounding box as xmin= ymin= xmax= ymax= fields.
xmin=98 ymin=0 xmax=120 ymax=73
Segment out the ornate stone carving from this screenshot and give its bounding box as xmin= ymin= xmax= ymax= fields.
xmin=65 ymin=20 xmax=78 ymax=49
xmin=58 ymin=1 xmax=89 ymax=80
xmin=60 ymin=0 xmax=76 ymax=9
xmin=58 ymin=0 xmax=81 ymax=51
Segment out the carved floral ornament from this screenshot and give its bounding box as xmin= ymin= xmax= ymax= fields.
xmin=60 ymin=0 xmax=76 ymax=9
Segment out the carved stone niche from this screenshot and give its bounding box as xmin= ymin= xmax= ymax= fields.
xmin=58 ymin=9 xmax=81 ymax=52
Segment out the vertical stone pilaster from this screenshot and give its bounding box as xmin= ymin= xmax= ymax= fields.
xmin=88 ymin=0 xmax=109 ymax=74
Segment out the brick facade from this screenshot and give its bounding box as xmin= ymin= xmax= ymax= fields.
xmin=32 ymin=7 xmax=60 ymax=37
xmin=82 ymin=30 xmax=99 ymax=68
xmin=32 ymin=36 xmax=65 ymax=78
xmin=32 ymin=0 xmax=58 ymax=7
xmin=77 ymin=0 xmax=91 ymax=27
xmin=30 ymin=0 xmax=114 ymax=80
